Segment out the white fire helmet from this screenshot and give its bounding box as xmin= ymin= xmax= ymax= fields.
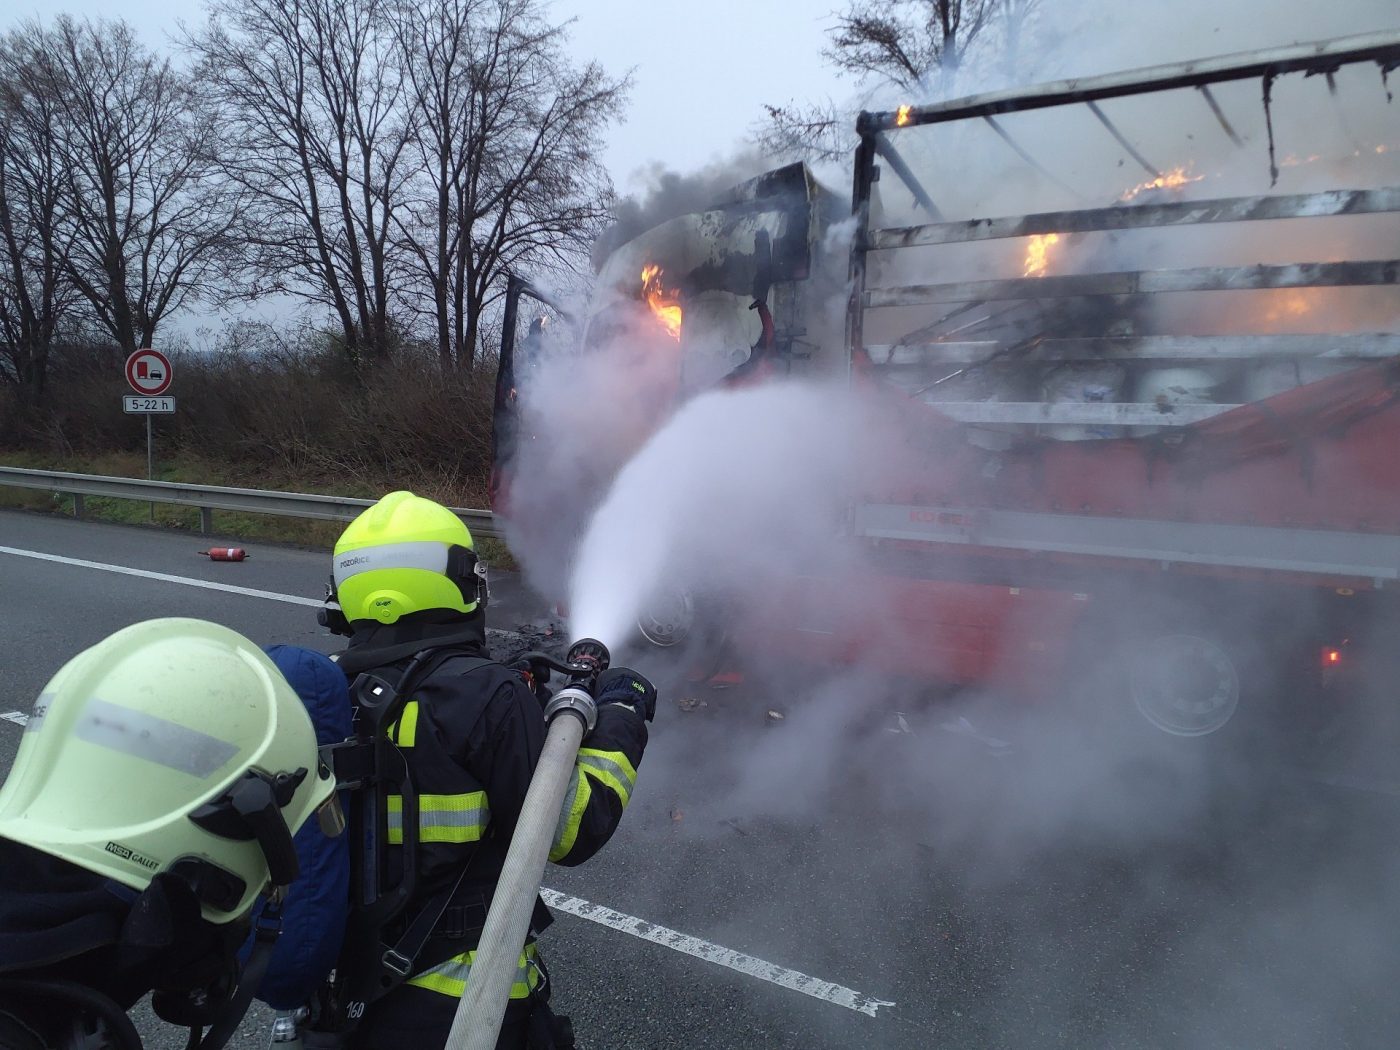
xmin=0 ymin=618 xmax=340 ymax=923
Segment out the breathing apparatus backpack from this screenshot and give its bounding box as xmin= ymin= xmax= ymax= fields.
xmin=287 ymin=643 xmax=495 ymax=1042
xmin=289 ymin=639 xmax=594 ymax=1046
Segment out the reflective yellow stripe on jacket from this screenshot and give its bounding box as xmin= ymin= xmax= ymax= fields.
xmin=407 ymin=942 xmax=541 ymax=1000
xmin=386 ymin=792 xmax=490 ymax=845
xmin=577 ymin=747 xmax=638 ymax=807
xmin=390 ymin=701 xmax=420 ymax=748
xmin=547 ymin=747 xmax=638 ymax=862
xmin=385 ymin=700 xmax=491 ymax=844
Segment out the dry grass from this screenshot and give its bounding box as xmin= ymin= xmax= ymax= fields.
xmin=1 ymin=333 xmax=515 ymax=564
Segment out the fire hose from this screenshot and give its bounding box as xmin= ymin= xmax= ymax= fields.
xmin=445 ymin=638 xmax=610 ymax=1050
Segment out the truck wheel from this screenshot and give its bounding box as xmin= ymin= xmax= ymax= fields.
xmin=637 ymin=587 xmax=695 ymax=647
xmin=637 ymin=588 xmax=737 ymax=684
xmin=1126 ymin=632 xmax=1241 ymax=737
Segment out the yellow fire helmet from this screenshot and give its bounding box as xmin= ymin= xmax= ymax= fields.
xmin=331 ymin=491 xmax=486 ymax=626
xmin=0 ymin=618 xmax=338 ymax=923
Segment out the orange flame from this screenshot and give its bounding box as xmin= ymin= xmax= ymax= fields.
xmin=641 ymin=264 xmax=682 ymax=340
xmin=895 ymin=104 xmax=913 ymax=127
xmin=1262 ymin=289 xmax=1314 ymax=327
xmin=1023 ymin=233 xmax=1061 ymax=278
xmin=1120 ymin=165 xmax=1204 ymax=201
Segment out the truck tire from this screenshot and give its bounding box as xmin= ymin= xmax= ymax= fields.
xmin=1072 ymin=597 xmax=1290 ymax=750
xmin=636 ymin=586 xmax=695 ymax=648
xmin=1125 ymin=631 xmax=1241 ymax=738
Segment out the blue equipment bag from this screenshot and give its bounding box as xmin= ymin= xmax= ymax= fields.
xmin=240 ymin=645 xmax=352 ymax=1010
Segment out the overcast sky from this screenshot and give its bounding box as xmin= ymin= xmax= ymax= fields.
xmin=6 ymin=0 xmax=1397 ymax=195
xmin=0 ymin=0 xmax=843 ymax=196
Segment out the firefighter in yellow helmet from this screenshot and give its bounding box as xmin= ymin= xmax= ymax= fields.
xmin=319 ymin=492 xmax=655 ymax=1050
xmin=0 ymin=619 xmax=338 ymax=1048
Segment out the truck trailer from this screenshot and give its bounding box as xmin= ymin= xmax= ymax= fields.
xmin=493 ymin=31 xmax=1400 ymax=745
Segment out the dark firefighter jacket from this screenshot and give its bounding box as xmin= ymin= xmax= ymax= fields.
xmin=337 ymin=614 xmax=647 ymax=1000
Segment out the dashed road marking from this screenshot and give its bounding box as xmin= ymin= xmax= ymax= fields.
xmin=540 ymin=888 xmax=896 ymax=1017
xmin=1297 ymin=770 xmax=1400 ymax=799
xmin=0 ymin=546 xmax=322 ymax=607
xmin=0 ymin=712 xmax=28 ymax=728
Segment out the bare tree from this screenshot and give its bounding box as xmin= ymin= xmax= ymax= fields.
xmin=829 ymin=0 xmax=999 ymax=93
xmin=759 ymin=0 xmax=1039 ymax=162
xmin=190 ymin=0 xmax=620 ymax=368
xmin=32 ymin=18 xmax=237 ymax=358
xmin=392 ymin=0 xmax=625 ymax=369
xmin=0 ymin=26 xmax=77 ymax=401
xmin=759 ymin=98 xmax=851 ymax=166
xmin=998 ymin=0 xmax=1045 ymax=78
xmin=190 ymin=0 xmax=418 ymax=364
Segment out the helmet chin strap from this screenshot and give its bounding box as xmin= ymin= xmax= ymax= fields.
xmin=319 ymin=577 xmax=353 ymax=636
xmin=446 ymin=543 xmax=490 ymax=609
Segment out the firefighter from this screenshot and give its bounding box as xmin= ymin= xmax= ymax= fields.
xmin=322 ymin=492 xmax=655 ymax=1049
xmin=0 ymin=619 xmax=339 ymax=1049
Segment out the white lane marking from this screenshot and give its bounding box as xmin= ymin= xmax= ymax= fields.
xmin=0 ymin=546 xmax=322 ymax=608
xmin=539 ymin=888 xmax=896 ymax=1018
xmin=0 ymin=712 xmax=28 ymax=728
xmin=1297 ymin=770 xmax=1400 ymax=799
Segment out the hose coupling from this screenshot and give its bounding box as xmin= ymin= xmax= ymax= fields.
xmin=543 ymin=685 xmax=598 ymax=733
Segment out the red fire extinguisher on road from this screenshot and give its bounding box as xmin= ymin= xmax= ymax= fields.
xmin=199 ymin=548 xmax=249 ymax=561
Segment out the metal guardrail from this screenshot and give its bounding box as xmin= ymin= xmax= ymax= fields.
xmin=0 ymin=466 xmax=501 ymax=539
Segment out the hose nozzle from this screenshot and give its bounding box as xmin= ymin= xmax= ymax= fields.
xmin=564 ymin=638 xmax=610 ymax=685
xmin=542 ymin=638 xmax=611 ymax=732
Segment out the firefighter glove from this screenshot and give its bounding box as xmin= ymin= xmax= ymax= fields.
xmin=595 ymin=667 xmax=657 ymax=722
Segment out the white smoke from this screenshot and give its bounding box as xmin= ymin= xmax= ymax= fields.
xmin=509 ymin=8 xmax=1400 ymax=1042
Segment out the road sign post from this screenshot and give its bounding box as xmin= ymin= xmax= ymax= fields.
xmin=124 ymin=350 xmax=174 ymax=517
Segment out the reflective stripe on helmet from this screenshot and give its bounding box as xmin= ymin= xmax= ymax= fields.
xmin=406 ymin=942 xmax=540 ymax=999
xmin=74 ymin=698 xmax=239 ymax=778
xmin=0 ymin=618 xmax=337 ymax=926
xmin=25 ymin=693 xmax=53 ymax=734
xmin=332 ymin=541 xmax=450 ymax=588
xmin=386 ymin=791 xmax=490 ymax=845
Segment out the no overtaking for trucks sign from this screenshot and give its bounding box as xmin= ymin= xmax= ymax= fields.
xmin=123 ymin=349 xmax=174 ymax=482
xmin=125 ymin=348 xmax=172 ymax=396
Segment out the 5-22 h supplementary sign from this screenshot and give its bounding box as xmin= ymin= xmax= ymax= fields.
xmin=125 ymin=348 xmax=173 ymax=396
xmin=123 ymin=395 xmax=175 ymax=414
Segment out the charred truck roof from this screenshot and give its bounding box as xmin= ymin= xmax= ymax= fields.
xmin=592 ymin=162 xmax=844 ymax=306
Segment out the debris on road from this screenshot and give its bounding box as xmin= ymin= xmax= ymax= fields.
xmin=939 ymin=715 xmax=1013 ymax=756
xmin=677 ymin=696 xmax=708 ymax=712
xmin=198 ymin=547 xmax=248 ymax=561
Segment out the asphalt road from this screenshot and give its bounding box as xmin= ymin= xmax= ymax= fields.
xmin=3 ymin=508 xmax=1400 ymax=1049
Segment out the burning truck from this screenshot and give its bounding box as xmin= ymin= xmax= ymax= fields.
xmin=493 ymin=31 xmax=1400 ymax=745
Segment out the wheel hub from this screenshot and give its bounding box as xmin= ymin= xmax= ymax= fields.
xmin=637 ymin=588 xmax=694 ymax=647
xmin=1128 ymin=633 xmax=1240 ymax=736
